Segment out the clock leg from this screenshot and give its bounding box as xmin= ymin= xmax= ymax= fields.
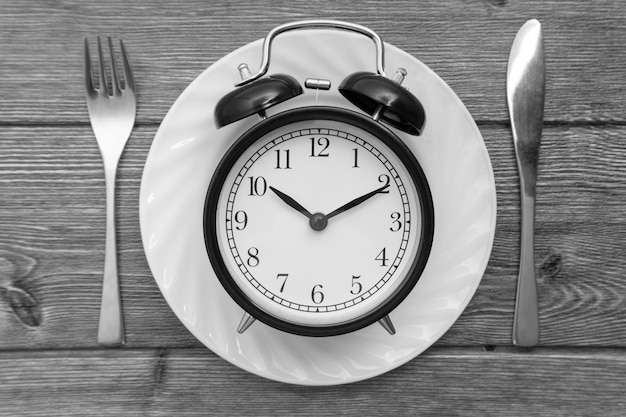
xmin=378 ymin=315 xmax=396 ymax=335
xmin=237 ymin=312 xmax=256 ymax=334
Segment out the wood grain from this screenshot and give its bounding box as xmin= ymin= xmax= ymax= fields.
xmin=0 ymin=347 xmax=625 ymax=416
xmin=0 ymin=0 xmax=624 ymax=124
xmin=1 ymin=124 xmax=625 ymax=349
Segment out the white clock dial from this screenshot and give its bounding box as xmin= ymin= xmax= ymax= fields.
xmin=206 ymin=108 xmax=432 ymax=335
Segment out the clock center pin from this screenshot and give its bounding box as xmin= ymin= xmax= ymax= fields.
xmin=309 ymin=213 xmax=328 ymax=231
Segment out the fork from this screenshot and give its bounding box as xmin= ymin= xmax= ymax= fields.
xmin=84 ymin=36 xmax=136 ymax=346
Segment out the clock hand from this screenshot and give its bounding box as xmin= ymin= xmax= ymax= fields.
xmin=326 ymin=183 xmax=390 ymax=220
xmin=269 ymin=186 xmax=314 ymax=219
xmin=270 ymin=186 xmax=330 ymax=231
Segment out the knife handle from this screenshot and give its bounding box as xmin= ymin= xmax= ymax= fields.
xmin=513 ymin=192 xmax=539 ymax=346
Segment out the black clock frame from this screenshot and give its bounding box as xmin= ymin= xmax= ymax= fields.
xmin=203 ymin=106 xmax=435 ymax=337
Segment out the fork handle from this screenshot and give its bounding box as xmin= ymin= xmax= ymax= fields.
xmin=98 ymin=166 xmax=125 ymax=346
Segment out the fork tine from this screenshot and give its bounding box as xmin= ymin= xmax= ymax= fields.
xmin=107 ymin=36 xmax=122 ymax=94
xmin=96 ymin=35 xmax=109 ymax=95
xmin=119 ymin=39 xmax=135 ymax=92
xmin=84 ymin=38 xmax=96 ymax=94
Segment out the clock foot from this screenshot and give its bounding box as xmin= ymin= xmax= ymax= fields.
xmin=378 ymin=315 xmax=396 ymax=335
xmin=237 ymin=312 xmax=256 ymax=334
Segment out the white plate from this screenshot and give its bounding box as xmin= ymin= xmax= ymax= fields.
xmin=139 ymin=29 xmax=496 ymax=385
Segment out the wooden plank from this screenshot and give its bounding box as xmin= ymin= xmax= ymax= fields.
xmin=0 ymin=0 xmax=624 ymax=123
xmin=2 ymin=124 xmax=626 ymax=349
xmin=0 ymin=347 xmax=624 ymax=416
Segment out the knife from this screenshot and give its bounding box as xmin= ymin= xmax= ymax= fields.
xmin=507 ymin=19 xmax=545 ymax=347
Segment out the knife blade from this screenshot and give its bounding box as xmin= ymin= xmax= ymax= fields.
xmin=507 ymin=19 xmax=545 ymax=347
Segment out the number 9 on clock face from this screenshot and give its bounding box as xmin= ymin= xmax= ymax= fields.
xmin=204 ymin=107 xmax=434 ymax=336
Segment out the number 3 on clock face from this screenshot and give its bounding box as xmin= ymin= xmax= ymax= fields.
xmin=204 ymin=107 xmax=434 ymax=336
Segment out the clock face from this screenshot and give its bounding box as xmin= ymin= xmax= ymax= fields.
xmin=204 ymin=107 xmax=434 ymax=336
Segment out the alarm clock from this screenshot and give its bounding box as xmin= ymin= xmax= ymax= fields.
xmin=203 ymin=20 xmax=435 ymax=337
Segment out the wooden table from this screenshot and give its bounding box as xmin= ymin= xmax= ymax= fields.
xmin=1 ymin=0 xmax=625 ymax=415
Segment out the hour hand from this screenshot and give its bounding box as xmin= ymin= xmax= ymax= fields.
xmin=269 ymin=186 xmax=313 ymax=219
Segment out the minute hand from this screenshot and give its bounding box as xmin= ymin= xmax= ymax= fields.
xmin=326 ymin=183 xmax=390 ymax=220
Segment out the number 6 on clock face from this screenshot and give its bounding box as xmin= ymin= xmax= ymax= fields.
xmin=204 ymin=107 xmax=434 ymax=337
